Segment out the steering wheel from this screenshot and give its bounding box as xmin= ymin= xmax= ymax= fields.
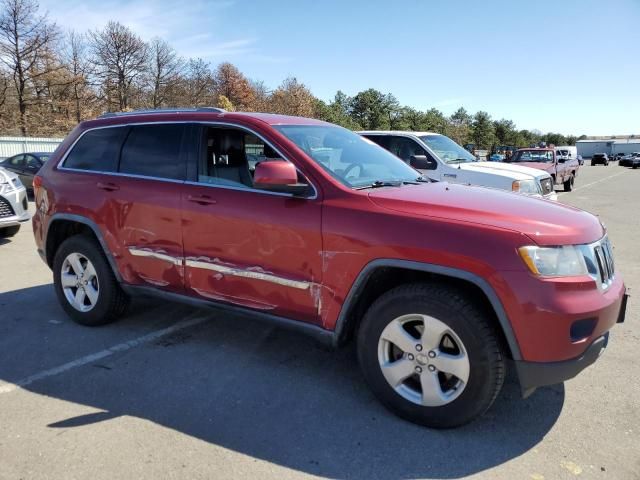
xmin=342 ymin=163 xmax=365 ymax=180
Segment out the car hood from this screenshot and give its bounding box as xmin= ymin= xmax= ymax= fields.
xmin=506 ymin=162 xmax=554 ymax=172
xmin=459 ymin=161 xmax=550 ymax=180
xmin=367 ymin=182 xmax=603 ymax=246
xmin=0 ymin=167 xmax=18 ymax=181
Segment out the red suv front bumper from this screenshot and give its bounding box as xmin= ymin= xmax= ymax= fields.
xmin=498 ymin=271 xmax=627 ymax=395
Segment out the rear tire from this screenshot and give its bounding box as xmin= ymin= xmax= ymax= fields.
xmin=53 ymin=235 xmax=129 ymax=326
xmin=0 ymin=225 xmax=20 ymax=238
xmin=357 ymin=283 xmax=505 ymax=429
xmin=563 ymin=174 xmax=575 ymax=192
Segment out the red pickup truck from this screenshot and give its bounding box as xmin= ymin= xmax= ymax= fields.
xmin=507 ymin=148 xmax=580 ymax=192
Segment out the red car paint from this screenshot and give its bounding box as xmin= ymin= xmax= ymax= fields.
xmin=32 ymin=111 xmax=625 ymax=371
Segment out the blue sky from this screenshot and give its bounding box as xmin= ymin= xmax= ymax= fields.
xmin=40 ymin=0 xmax=639 ymax=135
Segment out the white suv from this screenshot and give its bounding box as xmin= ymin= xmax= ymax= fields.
xmin=0 ymin=167 xmax=30 ymax=238
xmin=360 ymin=131 xmax=557 ymax=201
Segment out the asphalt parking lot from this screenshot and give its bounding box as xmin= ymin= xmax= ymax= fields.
xmin=0 ymin=164 xmax=638 ymax=480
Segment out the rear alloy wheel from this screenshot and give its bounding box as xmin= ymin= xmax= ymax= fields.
xmin=563 ymin=175 xmax=575 ymax=192
xmin=357 ymin=283 xmax=505 ymax=429
xmin=53 ymin=235 xmax=129 ymax=326
xmin=60 ymin=252 xmax=100 ymax=313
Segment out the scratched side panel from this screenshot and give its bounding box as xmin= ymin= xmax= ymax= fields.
xmin=182 ymin=184 xmax=323 ymax=324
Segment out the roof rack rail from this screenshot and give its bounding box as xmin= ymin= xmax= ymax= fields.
xmin=99 ymin=107 xmax=226 ymax=118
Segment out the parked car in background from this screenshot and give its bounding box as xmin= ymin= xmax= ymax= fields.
xmin=489 ymin=153 xmax=505 ymax=162
xmin=619 ymin=152 xmax=640 ymax=167
xmin=591 ymin=153 xmax=609 ymax=166
xmin=612 ymin=153 xmax=625 ymax=162
xmin=506 ymin=148 xmax=580 ymax=191
xmin=32 ymin=108 xmax=627 ymax=428
xmin=0 ymin=167 xmax=30 ymax=238
xmin=0 ymin=152 xmax=51 ymax=190
xmin=359 ymin=131 xmax=557 ymax=200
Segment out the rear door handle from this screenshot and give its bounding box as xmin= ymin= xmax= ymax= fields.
xmin=187 ymin=194 xmax=217 ymax=205
xmin=96 ymin=182 xmax=119 ymax=192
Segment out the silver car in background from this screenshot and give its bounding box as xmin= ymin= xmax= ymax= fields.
xmin=0 ymin=167 xmax=30 ymax=238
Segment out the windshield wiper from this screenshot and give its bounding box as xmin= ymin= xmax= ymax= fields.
xmin=447 ymin=158 xmax=471 ymax=164
xmin=355 ymin=180 xmax=403 ymax=190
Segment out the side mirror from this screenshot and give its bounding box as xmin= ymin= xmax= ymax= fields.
xmin=254 ymin=160 xmax=310 ymax=196
xmin=409 ymin=154 xmax=437 ymax=170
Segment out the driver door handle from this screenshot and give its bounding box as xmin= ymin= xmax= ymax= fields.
xmin=187 ymin=194 xmax=217 ymax=206
xmin=96 ymin=182 xmax=120 ymax=192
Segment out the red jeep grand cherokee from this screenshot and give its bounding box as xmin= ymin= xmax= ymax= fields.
xmin=32 ymin=108 xmax=627 ymax=428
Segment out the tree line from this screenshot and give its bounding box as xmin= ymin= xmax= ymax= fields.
xmin=0 ymin=0 xmax=580 ymax=149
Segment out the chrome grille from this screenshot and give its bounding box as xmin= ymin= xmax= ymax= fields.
xmin=585 ymin=236 xmax=615 ymax=289
xmin=0 ymin=196 xmax=15 ymax=218
xmin=539 ymin=177 xmax=553 ymax=196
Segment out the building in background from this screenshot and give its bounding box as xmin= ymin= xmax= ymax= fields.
xmin=577 ymin=135 xmax=640 ymax=158
xmin=0 ymin=137 xmax=63 ymax=159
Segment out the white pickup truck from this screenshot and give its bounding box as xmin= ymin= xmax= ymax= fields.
xmin=360 ymin=131 xmax=557 ymax=201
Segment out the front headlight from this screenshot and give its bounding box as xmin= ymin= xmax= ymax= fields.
xmin=518 ymin=245 xmax=588 ymax=277
xmin=512 ymin=179 xmax=540 ymax=195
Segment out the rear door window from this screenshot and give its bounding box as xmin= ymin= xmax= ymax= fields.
xmin=64 ymin=127 xmax=128 ymax=172
xmin=119 ymin=124 xmax=186 ymax=180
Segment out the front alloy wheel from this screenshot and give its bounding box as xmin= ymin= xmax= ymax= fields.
xmin=357 ymin=283 xmax=505 ymax=428
xmin=377 ymin=314 xmax=470 ymax=407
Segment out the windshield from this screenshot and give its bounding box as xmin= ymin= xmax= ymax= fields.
xmin=419 ymin=135 xmax=476 ymax=164
xmin=274 ymin=125 xmax=421 ymax=188
xmin=511 ymin=150 xmax=554 ymax=163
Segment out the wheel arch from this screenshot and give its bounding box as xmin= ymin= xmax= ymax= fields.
xmin=332 ymin=259 xmax=522 ymax=361
xmin=45 ymin=214 xmax=122 ymax=282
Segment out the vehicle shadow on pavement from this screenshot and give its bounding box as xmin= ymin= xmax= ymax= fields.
xmin=0 ymin=285 xmax=565 ymax=479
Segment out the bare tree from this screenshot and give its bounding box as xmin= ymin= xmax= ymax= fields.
xmin=183 ymin=57 xmax=214 ymax=107
xmin=0 ymin=0 xmax=58 ymax=135
xmin=0 ymin=68 xmax=8 ymax=108
xmin=146 ymin=37 xmax=183 ymax=108
xmin=63 ymin=30 xmax=93 ymax=122
xmin=89 ymin=21 xmax=148 ymax=111
xmin=249 ymin=79 xmax=270 ymax=112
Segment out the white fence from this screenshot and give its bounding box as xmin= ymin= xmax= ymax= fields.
xmin=0 ymin=136 xmax=63 ymax=158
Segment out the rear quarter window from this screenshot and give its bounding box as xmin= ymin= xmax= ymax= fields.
xmin=63 ymin=127 xmax=128 ymax=172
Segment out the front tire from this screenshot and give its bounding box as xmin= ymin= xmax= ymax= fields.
xmin=563 ymin=174 xmax=575 ymax=192
xmin=53 ymin=235 xmax=129 ymax=326
xmin=0 ymin=225 xmax=20 ymax=238
xmin=357 ymin=283 xmax=505 ymax=429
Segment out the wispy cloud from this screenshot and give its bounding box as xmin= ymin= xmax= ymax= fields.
xmin=38 ymin=0 xmax=289 ymax=63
